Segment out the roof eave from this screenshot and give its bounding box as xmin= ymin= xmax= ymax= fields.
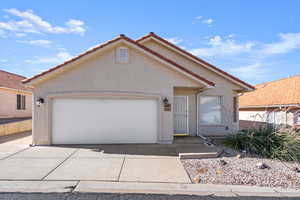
xmin=240 ymin=104 xmax=300 ymax=109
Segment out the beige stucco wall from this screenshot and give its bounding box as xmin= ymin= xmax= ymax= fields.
xmin=31 ymin=42 xmax=203 ymax=145
xmin=143 ymin=40 xmax=241 ymax=136
xmin=0 ymin=88 xmax=32 ymax=119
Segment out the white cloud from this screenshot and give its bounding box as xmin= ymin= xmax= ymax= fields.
xmin=0 ymin=59 xmax=7 ymax=62
xmin=184 ymin=32 xmax=300 ymax=84
xmin=0 ymin=8 xmax=86 ymax=36
xmin=260 ymin=33 xmax=300 ymax=55
xmin=202 ymin=18 xmax=214 ymax=25
xmin=189 ymin=35 xmax=255 ymax=57
xmin=166 ymin=37 xmax=183 ymax=45
xmin=189 ymin=33 xmax=300 ymax=58
xmin=15 ymin=33 xmax=26 ymax=37
xmin=230 ymin=63 xmax=270 ymax=81
xmin=228 ymin=34 xmax=235 ymax=38
xmin=25 ymin=51 xmax=72 ymax=64
xmin=209 ymin=35 xmax=222 ymax=45
xmin=19 ymin=39 xmax=52 ymax=47
xmin=57 ymin=47 xmax=66 ymax=51
xmin=193 ymin=16 xmax=214 ymax=26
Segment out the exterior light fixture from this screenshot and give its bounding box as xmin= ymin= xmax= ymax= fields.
xmin=163 ymin=97 xmax=171 ymax=111
xmin=36 ymin=97 xmax=44 ymax=107
xmin=163 ymin=97 xmax=169 ymax=105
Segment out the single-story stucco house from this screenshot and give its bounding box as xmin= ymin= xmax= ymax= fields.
xmin=23 ymin=32 xmax=254 ymax=145
xmin=239 ymin=75 xmax=300 ymax=130
xmin=0 ymin=70 xmax=32 ymax=119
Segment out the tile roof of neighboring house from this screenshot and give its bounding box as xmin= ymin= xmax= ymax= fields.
xmin=0 ymin=70 xmax=30 ymax=91
xmin=23 ymin=34 xmax=215 ymax=87
xmin=136 ymin=32 xmax=254 ymax=90
xmin=239 ymin=75 xmax=300 ymax=108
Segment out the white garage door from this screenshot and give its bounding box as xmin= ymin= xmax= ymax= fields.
xmin=52 ymin=98 xmax=158 ymax=144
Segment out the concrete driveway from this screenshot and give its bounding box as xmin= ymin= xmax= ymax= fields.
xmin=0 ymin=134 xmax=195 ymax=183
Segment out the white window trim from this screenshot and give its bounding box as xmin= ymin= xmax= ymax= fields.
xmin=295 ymin=112 xmax=300 ymax=125
xmin=197 ymin=95 xmax=223 ymax=126
xmin=16 ymin=94 xmax=26 ymax=111
xmin=116 ymin=46 xmax=129 ymax=63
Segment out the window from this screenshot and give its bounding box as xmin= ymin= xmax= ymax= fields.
xmin=233 ymin=97 xmax=238 ymax=123
xmin=199 ymin=96 xmax=222 ymax=124
xmin=17 ymin=94 xmax=26 ymax=110
xmin=295 ymin=113 xmax=300 ymax=125
xmin=116 ymin=47 xmax=129 ymax=63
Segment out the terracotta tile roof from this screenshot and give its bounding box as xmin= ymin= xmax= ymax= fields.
xmin=23 ymin=34 xmax=215 ymax=87
xmin=0 ymin=70 xmax=30 ymax=91
xmin=137 ymin=32 xmax=254 ymax=90
xmin=239 ymin=75 xmax=300 ymax=108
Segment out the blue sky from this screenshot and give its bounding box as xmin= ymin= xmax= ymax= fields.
xmin=0 ymin=0 xmax=299 ymax=85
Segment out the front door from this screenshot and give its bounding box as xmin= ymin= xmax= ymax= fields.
xmin=173 ymin=96 xmax=188 ymax=135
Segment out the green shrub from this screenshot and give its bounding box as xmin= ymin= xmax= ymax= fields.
xmin=223 ymin=127 xmax=300 ymax=161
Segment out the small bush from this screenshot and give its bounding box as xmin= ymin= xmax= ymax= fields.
xmin=223 ymin=127 xmax=300 ymax=161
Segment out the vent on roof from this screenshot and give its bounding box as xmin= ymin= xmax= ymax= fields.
xmin=116 ymin=47 xmax=129 ymax=63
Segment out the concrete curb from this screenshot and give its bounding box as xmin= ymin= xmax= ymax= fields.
xmin=0 ymin=181 xmax=299 ymax=197
xmin=179 ymin=152 xmax=219 ymax=159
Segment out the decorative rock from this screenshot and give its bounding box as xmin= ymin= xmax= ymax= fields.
xmin=293 ymin=167 xmax=300 ymax=173
xmin=182 ymin=157 xmax=300 ymax=189
xmin=193 ymin=176 xmax=201 ymax=183
xmin=197 ymin=168 xmax=208 ymax=174
xmin=203 ymin=141 xmax=214 ymax=147
xmin=236 ymin=154 xmax=243 ymax=159
xmin=220 ymin=160 xmax=227 ymax=166
xmin=256 ymin=162 xmax=270 ymax=169
xmin=216 ymin=170 xmax=222 ymax=175
xmin=287 ymin=175 xmax=294 ymax=180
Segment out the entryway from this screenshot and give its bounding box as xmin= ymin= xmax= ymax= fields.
xmin=173 ymin=96 xmax=188 ymax=136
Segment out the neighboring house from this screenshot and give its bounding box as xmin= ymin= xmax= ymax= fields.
xmin=23 ymin=33 xmax=253 ymax=145
xmin=239 ymin=75 xmax=300 ymax=129
xmin=0 ymin=70 xmax=32 ymax=119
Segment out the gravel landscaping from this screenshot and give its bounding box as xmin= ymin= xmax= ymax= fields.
xmin=182 ymin=156 xmax=300 ymax=189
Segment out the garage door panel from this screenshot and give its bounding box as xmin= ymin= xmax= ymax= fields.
xmin=52 ymin=98 xmax=158 ymax=144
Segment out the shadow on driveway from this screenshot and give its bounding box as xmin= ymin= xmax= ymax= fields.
xmin=50 ymin=136 xmax=220 ymax=157
xmin=0 ymin=131 xmax=32 ymax=145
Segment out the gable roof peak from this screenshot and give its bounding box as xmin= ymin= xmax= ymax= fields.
xmin=23 ymin=34 xmax=215 ymax=87
xmin=136 ymin=33 xmax=254 ymax=91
